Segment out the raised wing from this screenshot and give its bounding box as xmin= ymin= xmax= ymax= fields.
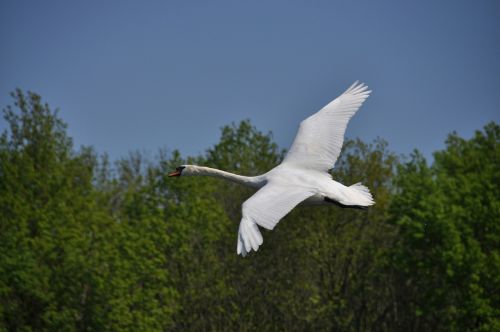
xmin=237 ymin=182 xmax=315 ymax=256
xmin=282 ymin=81 xmax=371 ymax=171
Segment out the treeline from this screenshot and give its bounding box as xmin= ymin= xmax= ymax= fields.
xmin=0 ymin=90 xmax=498 ymax=331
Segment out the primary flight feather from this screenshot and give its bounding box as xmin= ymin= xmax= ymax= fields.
xmin=169 ymin=81 xmax=374 ymax=256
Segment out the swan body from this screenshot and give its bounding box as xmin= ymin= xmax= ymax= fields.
xmin=169 ymin=82 xmax=374 ymax=256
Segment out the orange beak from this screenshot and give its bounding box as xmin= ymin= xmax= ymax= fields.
xmin=168 ymin=170 xmax=181 ymax=177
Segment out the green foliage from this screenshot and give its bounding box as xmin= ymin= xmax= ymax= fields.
xmin=389 ymin=123 xmax=499 ymax=331
xmin=0 ymin=89 xmax=94 ymax=330
xmin=0 ymin=90 xmax=177 ymax=331
xmin=0 ymin=90 xmax=497 ymax=331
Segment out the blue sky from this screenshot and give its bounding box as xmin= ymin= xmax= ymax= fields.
xmin=1 ymin=1 xmax=499 ymax=163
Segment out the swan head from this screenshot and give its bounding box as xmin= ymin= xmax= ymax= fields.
xmin=168 ymin=165 xmax=220 ymax=177
xmin=168 ymin=165 xmax=187 ymax=177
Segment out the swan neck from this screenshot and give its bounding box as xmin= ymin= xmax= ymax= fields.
xmin=187 ymin=166 xmax=263 ymax=188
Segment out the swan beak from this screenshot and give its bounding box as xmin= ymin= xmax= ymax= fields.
xmin=168 ymin=170 xmax=181 ymax=177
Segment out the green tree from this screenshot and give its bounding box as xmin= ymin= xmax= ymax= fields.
xmin=389 ymin=122 xmax=499 ymax=331
xmin=0 ymin=90 xmax=178 ymax=331
xmin=159 ymin=121 xmax=284 ymax=330
xmin=0 ymin=89 xmax=103 ymax=330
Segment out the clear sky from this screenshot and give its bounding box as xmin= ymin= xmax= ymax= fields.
xmin=1 ymin=1 xmax=499 ymax=162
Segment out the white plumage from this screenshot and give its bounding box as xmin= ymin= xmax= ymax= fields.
xmin=284 ymin=82 xmax=371 ymax=171
xmin=169 ymin=81 xmax=375 ymax=256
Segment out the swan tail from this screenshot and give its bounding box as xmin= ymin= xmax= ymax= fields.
xmin=237 ymin=216 xmax=263 ymax=257
xmin=345 ymin=182 xmax=375 ymax=207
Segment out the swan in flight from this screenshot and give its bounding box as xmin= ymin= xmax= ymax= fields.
xmin=168 ymin=81 xmax=374 ymax=256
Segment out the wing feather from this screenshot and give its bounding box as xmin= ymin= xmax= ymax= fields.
xmin=282 ymin=81 xmax=371 ymax=171
xmin=237 ymin=183 xmax=315 ymax=256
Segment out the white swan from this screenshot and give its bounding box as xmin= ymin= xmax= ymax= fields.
xmin=168 ymin=81 xmax=374 ymax=256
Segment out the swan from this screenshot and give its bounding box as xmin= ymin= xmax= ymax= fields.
xmin=168 ymin=81 xmax=374 ymax=256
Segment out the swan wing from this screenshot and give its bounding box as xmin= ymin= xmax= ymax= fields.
xmin=237 ymin=182 xmax=315 ymax=256
xmin=282 ymin=81 xmax=371 ymax=171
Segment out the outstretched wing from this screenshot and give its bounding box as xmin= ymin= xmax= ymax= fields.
xmin=282 ymin=81 xmax=371 ymax=171
xmin=237 ymin=182 xmax=315 ymax=256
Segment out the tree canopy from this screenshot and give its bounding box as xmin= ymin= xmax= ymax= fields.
xmin=0 ymin=90 xmax=498 ymax=331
